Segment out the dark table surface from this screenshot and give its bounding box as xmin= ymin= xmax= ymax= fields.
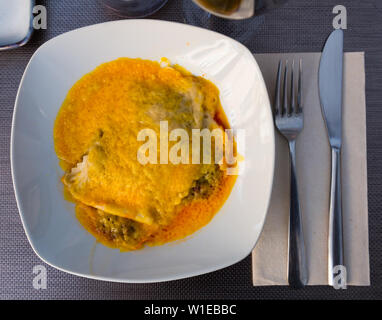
xmin=1 ymin=0 xmax=381 ymax=300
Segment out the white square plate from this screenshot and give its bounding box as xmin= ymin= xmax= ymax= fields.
xmin=11 ymin=20 xmax=274 ymax=283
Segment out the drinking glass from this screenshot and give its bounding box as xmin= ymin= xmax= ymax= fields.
xmin=183 ymin=0 xmax=288 ymax=44
xmin=100 ymin=0 xmax=169 ymax=17
xmin=192 ymin=0 xmax=255 ymax=20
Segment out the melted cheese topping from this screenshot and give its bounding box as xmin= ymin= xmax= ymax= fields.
xmin=54 ymin=58 xmax=237 ymax=251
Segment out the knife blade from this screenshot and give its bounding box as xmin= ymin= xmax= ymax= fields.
xmin=318 ymin=29 xmax=345 ymax=287
xmin=319 ymin=29 xmax=344 ymax=149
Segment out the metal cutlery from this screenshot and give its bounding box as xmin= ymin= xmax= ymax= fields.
xmin=274 ymin=59 xmax=308 ymax=288
xmin=318 ymin=29 xmax=345 ymax=287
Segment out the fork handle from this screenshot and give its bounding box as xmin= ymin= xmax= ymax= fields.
xmin=288 ymin=140 xmax=308 ymax=288
xmin=328 ymin=147 xmax=345 ymax=286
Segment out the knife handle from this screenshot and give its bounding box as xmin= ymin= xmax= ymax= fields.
xmin=328 ymin=147 xmax=345 ymax=286
xmin=288 ymin=140 xmax=308 ymax=288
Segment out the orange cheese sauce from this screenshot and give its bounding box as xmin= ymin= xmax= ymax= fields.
xmin=54 ymin=58 xmax=237 ymax=251
xmin=152 ymin=174 xmax=236 ymax=245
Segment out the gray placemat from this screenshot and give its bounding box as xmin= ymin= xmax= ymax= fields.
xmin=1 ymin=0 xmax=381 ymax=299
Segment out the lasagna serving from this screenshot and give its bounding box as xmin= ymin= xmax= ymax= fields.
xmin=54 ymin=58 xmax=237 ymax=251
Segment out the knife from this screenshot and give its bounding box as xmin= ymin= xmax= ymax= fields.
xmin=318 ymin=29 xmax=345 ymax=287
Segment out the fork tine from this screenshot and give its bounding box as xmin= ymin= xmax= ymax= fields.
xmin=274 ymin=60 xmax=282 ymax=115
xmin=291 ymin=60 xmax=296 ymax=114
xmin=282 ymin=60 xmax=288 ymax=115
xmin=297 ymin=59 xmax=303 ymax=112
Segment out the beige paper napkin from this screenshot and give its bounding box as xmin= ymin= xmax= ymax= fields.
xmin=252 ymin=52 xmax=370 ymax=286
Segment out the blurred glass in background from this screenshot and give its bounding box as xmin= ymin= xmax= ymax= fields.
xmin=192 ymin=0 xmax=254 ymax=20
xmin=183 ymin=0 xmax=288 ymax=44
xmin=100 ymin=0 xmax=169 ymax=17
xmin=99 ymin=0 xmax=289 ymax=44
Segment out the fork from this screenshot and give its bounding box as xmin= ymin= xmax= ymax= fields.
xmin=274 ymin=60 xmax=308 ymax=288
